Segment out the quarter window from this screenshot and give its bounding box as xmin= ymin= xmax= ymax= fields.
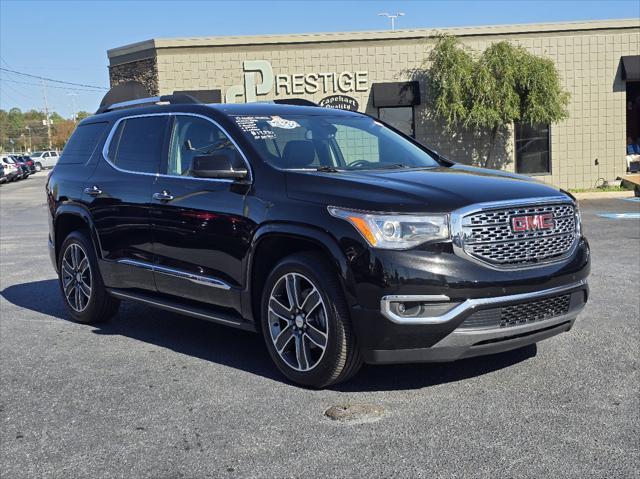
xmin=108 ymin=116 xmax=168 ymax=174
xmin=166 ymin=115 xmax=243 ymax=177
xmin=59 ymin=122 xmax=108 ymax=165
xmin=515 ymin=123 xmax=551 ymax=175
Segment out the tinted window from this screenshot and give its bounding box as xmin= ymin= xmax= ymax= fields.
xmin=515 ymin=123 xmax=551 ymax=174
xmin=108 ymin=116 xmax=168 ymax=174
xmin=167 ymin=115 xmax=243 ymax=176
xmin=379 ymin=107 xmax=415 ymax=138
xmin=59 ymin=122 xmax=109 ymax=165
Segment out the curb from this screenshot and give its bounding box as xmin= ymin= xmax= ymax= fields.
xmin=573 ymin=190 xmax=636 ymax=200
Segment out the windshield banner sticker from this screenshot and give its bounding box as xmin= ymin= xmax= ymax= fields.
xmin=267 ymin=116 xmax=301 ymax=129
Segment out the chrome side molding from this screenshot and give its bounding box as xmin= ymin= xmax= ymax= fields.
xmin=117 ymin=259 xmax=231 ymax=290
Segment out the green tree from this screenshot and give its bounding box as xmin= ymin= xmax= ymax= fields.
xmin=76 ymin=111 xmax=92 ymax=121
xmin=423 ymin=35 xmax=569 ymax=167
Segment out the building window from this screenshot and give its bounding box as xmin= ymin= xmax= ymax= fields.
xmin=515 ymin=123 xmax=551 ymax=175
xmin=379 ymin=107 xmax=415 ymax=138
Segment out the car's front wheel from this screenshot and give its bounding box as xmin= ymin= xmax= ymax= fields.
xmin=261 ymin=252 xmax=362 ymax=388
xmin=58 ymin=231 xmax=120 ymax=324
xmin=34 ymin=162 xmax=42 ymax=172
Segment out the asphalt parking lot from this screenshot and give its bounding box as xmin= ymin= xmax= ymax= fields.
xmin=1 ymin=175 xmax=638 ymax=479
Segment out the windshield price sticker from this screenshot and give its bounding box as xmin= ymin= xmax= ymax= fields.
xmin=234 ymin=115 xmax=277 ymax=139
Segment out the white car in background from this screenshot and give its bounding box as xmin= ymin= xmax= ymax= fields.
xmin=1 ymin=155 xmax=22 ymax=181
xmin=30 ymin=151 xmax=60 ymax=171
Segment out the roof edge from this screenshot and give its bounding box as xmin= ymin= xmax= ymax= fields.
xmin=108 ymin=18 xmax=639 ymax=59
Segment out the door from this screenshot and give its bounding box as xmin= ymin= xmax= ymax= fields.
xmin=150 ymin=114 xmax=253 ymax=312
xmin=85 ymin=114 xmax=170 ymax=292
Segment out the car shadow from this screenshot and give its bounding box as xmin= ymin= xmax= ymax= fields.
xmin=2 ymin=279 xmax=537 ymax=392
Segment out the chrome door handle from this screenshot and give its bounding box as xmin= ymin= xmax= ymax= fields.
xmin=153 ymin=190 xmax=174 ymax=202
xmin=84 ymin=185 xmax=102 ymax=196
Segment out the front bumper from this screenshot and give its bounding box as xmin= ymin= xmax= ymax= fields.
xmin=353 ymin=279 xmax=589 ymax=364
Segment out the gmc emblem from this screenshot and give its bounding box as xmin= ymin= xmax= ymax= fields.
xmin=511 ymin=213 xmax=555 ymax=232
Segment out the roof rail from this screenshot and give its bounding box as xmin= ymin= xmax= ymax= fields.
xmin=96 ymin=94 xmax=200 ymax=114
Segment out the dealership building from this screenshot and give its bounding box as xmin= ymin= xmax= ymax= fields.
xmin=107 ymin=19 xmax=639 ymax=189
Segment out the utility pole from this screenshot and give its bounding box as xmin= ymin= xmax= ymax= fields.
xmin=378 ymin=12 xmax=405 ymax=30
xmin=41 ymin=79 xmax=52 ymax=149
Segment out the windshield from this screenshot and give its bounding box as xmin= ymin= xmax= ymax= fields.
xmin=30 ymin=152 xmax=43 ymax=157
xmin=231 ymin=114 xmax=440 ymax=171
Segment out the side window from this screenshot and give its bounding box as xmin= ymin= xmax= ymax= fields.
xmin=108 ymin=116 xmax=168 ymax=174
xmin=334 ymin=124 xmax=379 ymax=166
xmin=43 ymin=152 xmax=50 ymax=158
xmin=166 ymin=115 xmax=243 ymax=177
xmin=51 ymin=151 xmax=59 ymax=157
xmin=58 ymin=122 xmax=108 ymax=165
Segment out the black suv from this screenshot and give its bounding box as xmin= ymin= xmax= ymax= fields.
xmin=47 ymin=95 xmax=590 ymax=388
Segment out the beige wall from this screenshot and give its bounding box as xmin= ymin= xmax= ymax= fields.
xmin=109 ymin=21 xmax=640 ymax=189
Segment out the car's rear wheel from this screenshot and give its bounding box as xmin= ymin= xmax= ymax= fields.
xmin=58 ymin=231 xmax=120 ymax=324
xmin=261 ymin=252 xmax=362 ymax=388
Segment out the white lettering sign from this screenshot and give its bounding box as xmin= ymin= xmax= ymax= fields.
xmin=225 ymin=60 xmax=368 ymax=103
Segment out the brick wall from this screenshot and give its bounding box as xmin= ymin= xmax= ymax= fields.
xmin=109 ymin=57 xmax=159 ymax=96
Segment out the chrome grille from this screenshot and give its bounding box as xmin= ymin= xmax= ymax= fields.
xmin=460 ymin=202 xmax=577 ymax=267
xmin=460 ymin=294 xmax=571 ymax=330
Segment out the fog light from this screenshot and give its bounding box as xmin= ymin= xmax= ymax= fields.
xmin=387 ymin=300 xmax=461 ymax=319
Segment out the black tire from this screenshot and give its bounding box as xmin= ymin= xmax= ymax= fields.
xmin=58 ymin=230 xmax=120 ymax=324
xmin=260 ymin=252 xmax=362 ymax=388
xmin=35 ymin=162 xmax=42 ymax=172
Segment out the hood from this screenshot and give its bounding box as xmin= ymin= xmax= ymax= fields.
xmin=286 ymin=164 xmax=567 ymax=213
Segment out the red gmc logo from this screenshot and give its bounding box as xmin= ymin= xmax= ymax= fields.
xmin=511 ymin=213 xmax=555 ymax=232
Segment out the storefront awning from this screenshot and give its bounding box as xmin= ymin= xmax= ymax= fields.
xmin=372 ymin=81 xmax=421 ymax=107
xmin=621 ymin=56 xmax=640 ymax=81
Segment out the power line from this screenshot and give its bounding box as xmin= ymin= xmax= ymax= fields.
xmin=0 ymin=67 xmax=108 ymax=90
xmin=0 ymin=77 xmax=105 ymax=93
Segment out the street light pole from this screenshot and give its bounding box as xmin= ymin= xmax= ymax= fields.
xmin=41 ymin=79 xmax=52 ymax=149
xmin=67 ymin=91 xmax=79 ymax=123
xmin=378 ymin=12 xmax=405 ymax=30
xmin=25 ymin=126 xmax=32 ymax=152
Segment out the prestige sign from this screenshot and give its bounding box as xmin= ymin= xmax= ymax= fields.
xmin=226 ymin=60 xmax=368 ymax=104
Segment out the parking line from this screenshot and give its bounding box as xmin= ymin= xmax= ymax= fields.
xmin=596 ymin=212 xmax=640 ymax=219
xmin=621 ymin=197 xmax=640 ymax=203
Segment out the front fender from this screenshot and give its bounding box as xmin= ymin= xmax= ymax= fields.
xmin=241 ymin=222 xmax=358 ymax=321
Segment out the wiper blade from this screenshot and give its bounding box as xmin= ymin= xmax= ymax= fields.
xmin=316 ymin=165 xmax=340 ymax=172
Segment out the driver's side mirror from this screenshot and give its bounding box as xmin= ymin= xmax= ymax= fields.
xmin=191 ymin=153 xmax=248 ymax=180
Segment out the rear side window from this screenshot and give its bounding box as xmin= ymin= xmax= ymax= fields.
xmin=58 ymin=122 xmax=109 ymax=165
xmin=107 ymin=116 xmax=168 ymax=174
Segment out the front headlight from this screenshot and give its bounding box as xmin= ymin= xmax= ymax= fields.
xmin=328 ymin=206 xmax=450 ymax=250
xmin=575 ymin=204 xmax=582 ymax=236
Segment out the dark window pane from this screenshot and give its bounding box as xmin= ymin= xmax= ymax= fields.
xmin=167 ymin=116 xmax=243 ymax=176
xmin=515 ymin=123 xmax=550 ymax=174
xmin=379 ymin=107 xmax=414 ymax=137
xmin=59 ymin=122 xmax=108 ymax=165
xmin=110 ymin=116 xmax=167 ymax=174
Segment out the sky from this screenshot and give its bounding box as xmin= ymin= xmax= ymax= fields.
xmin=1 ymin=0 xmax=638 ymax=118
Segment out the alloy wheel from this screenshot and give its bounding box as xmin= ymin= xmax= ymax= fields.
xmin=268 ymin=272 xmax=328 ymax=372
xmin=61 ymin=243 xmax=92 ymax=312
